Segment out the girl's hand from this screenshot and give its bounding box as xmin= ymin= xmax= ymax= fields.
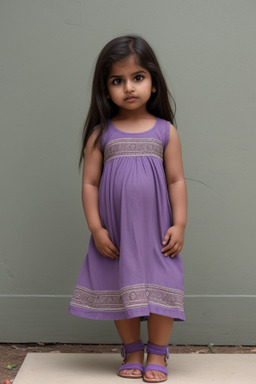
xmin=161 ymin=225 xmax=185 ymax=258
xmin=92 ymin=227 xmax=119 ymax=260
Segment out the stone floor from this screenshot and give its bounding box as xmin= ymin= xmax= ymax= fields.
xmin=13 ymin=353 xmax=256 ymax=383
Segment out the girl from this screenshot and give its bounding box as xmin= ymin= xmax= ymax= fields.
xmin=69 ymin=35 xmax=187 ymax=383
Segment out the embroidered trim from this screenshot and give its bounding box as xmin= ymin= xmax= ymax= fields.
xmin=70 ymin=284 xmax=184 ymax=313
xmin=104 ymin=138 xmax=163 ymax=164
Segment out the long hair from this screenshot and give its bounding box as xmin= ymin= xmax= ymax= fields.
xmin=79 ymin=35 xmax=176 ymax=168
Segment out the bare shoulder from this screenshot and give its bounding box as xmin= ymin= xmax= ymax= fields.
xmin=84 ymin=127 xmax=102 ymax=155
xmin=166 ymin=123 xmax=181 ymax=149
xmin=82 ymin=127 xmax=103 ymax=185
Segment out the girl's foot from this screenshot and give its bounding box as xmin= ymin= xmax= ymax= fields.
xmin=143 ymin=343 xmax=169 ymax=383
xmin=118 ymin=340 xmax=145 ymax=378
xmin=143 ymin=354 xmax=167 ymax=382
xmin=119 ymin=350 xmax=144 ymax=377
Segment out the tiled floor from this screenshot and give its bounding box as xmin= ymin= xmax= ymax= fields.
xmin=13 ymin=353 xmax=256 ymax=384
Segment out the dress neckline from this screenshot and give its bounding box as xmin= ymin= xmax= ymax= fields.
xmin=109 ymin=117 xmax=158 ymax=135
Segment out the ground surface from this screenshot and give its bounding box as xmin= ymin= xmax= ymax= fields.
xmin=1 ymin=343 xmax=256 ymax=383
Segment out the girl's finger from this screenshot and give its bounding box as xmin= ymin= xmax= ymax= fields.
xmin=100 ymin=246 xmax=116 ymax=259
xmin=105 ymin=237 xmax=119 ymax=254
xmin=162 ymin=233 xmax=170 ymax=246
xmin=106 ymin=245 xmax=119 ymax=259
xmin=162 ymin=235 xmax=170 ymax=245
xmin=107 ymin=244 xmax=119 ymax=258
xmin=104 ymin=251 xmax=117 ymax=260
xmin=101 ymin=249 xmax=110 ymax=258
xmin=170 ymin=245 xmax=182 ymax=258
xmin=163 ymin=241 xmax=177 ymax=254
xmin=164 ymin=243 xmax=179 ymax=256
xmin=161 ymin=241 xmax=174 ymax=253
xmin=110 ymin=244 xmax=119 ymax=255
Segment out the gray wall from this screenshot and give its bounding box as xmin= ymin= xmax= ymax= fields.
xmin=0 ymin=0 xmax=255 ymax=345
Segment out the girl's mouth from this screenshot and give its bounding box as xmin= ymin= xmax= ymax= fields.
xmin=125 ymin=96 xmax=138 ymax=102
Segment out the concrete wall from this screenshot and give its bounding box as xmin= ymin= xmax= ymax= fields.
xmin=0 ymin=0 xmax=255 ymax=344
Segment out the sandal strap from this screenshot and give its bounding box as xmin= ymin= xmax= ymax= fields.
xmin=121 ymin=340 xmax=144 ymax=359
xmin=144 ymin=363 xmax=168 ymax=376
xmin=118 ymin=363 xmax=144 ymax=374
xmin=147 ymin=342 xmax=169 ymax=360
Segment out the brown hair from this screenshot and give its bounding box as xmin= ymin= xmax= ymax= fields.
xmin=79 ymin=35 xmax=176 ymax=168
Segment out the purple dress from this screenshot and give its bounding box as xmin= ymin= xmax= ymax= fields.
xmin=69 ymin=118 xmax=185 ymax=321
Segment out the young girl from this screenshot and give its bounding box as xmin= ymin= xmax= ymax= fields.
xmin=69 ymin=35 xmax=187 ymax=383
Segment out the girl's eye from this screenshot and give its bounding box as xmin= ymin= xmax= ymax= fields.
xmin=112 ymin=78 xmax=123 ymax=85
xmin=134 ymin=75 xmax=144 ymax=81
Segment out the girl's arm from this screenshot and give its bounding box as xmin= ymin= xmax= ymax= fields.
xmin=161 ymin=124 xmax=187 ymax=258
xmin=82 ymin=130 xmax=119 ymax=259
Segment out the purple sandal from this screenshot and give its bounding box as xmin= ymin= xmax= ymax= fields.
xmin=143 ymin=342 xmax=169 ymax=383
xmin=118 ymin=340 xmax=145 ymax=379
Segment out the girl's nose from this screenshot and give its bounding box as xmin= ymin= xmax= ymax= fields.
xmin=124 ymin=80 xmax=134 ymax=93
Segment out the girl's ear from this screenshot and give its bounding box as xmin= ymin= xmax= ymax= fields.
xmin=152 ymin=86 xmax=156 ymax=93
xmin=106 ymin=94 xmax=110 ymax=99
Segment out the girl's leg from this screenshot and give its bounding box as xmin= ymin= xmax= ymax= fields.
xmin=145 ymin=313 xmax=174 ymax=381
xmin=114 ymin=317 xmax=144 ymax=376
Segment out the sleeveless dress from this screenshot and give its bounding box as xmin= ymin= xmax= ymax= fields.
xmin=69 ymin=117 xmax=185 ymax=321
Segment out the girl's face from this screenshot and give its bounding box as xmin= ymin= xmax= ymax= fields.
xmin=106 ymin=55 xmax=156 ymax=114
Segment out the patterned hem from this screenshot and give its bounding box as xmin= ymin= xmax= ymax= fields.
xmin=70 ymin=283 xmax=184 ymax=313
